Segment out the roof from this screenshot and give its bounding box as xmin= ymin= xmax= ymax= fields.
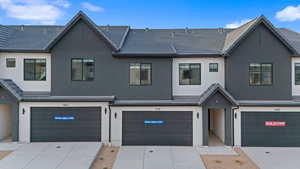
xmin=0 ymin=79 xmax=115 ymax=102
xmin=0 ymin=79 xmax=23 ymax=101
xmin=198 ymin=83 xmax=238 ymax=106
xmin=0 ymin=12 xmax=300 ymax=56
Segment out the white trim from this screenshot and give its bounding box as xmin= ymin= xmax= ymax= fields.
xmin=110 ymin=106 xmax=202 ymax=146
xmin=19 ymin=102 xmax=109 ymax=143
xmin=0 ymin=53 xmax=51 ymax=92
xmin=172 ymin=58 xmax=225 ymax=96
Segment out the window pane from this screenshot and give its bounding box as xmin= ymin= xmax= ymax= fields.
xmin=24 ymin=59 xmax=35 ymax=80
xmin=190 ymin=64 xmax=201 ymax=85
xmin=35 ymin=59 xmax=46 ymax=81
xmin=261 ymin=64 xmax=272 ymax=85
xmin=296 ymin=63 xmax=300 ymax=85
xmin=72 ymin=59 xmax=83 ymax=81
xmin=141 ymin=64 xmax=151 ymax=85
xmin=249 ymin=64 xmax=261 ymax=85
xmin=209 ymin=63 xmax=218 ymax=72
xmin=179 ymin=64 xmax=190 ymax=85
xmin=130 ymin=63 xmax=140 ymax=85
xmin=83 ymin=59 xmax=94 ymax=81
xmin=6 ymin=58 xmax=16 ymax=68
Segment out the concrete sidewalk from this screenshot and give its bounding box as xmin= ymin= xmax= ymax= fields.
xmin=0 ymin=142 xmax=101 ymax=169
xmin=113 ymin=146 xmax=206 ymax=169
xmin=243 ymin=147 xmax=300 ymax=169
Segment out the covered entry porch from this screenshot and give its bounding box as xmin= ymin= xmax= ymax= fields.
xmin=200 ymin=83 xmax=238 ymax=146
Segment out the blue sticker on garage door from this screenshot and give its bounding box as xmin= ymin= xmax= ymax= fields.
xmin=54 ymin=116 xmax=75 ymax=120
xmin=144 ymin=120 xmax=164 ymax=125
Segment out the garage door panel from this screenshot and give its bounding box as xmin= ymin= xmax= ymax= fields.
xmin=242 ymin=112 xmax=300 ymax=147
xmin=31 ymin=107 xmax=101 ymax=142
xmin=122 ymin=111 xmax=193 ymax=146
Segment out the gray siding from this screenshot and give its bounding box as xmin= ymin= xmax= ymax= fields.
xmin=225 ymin=23 xmax=292 ymax=100
xmin=51 ymin=19 xmax=172 ymax=100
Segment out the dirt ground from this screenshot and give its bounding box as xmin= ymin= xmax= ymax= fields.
xmin=90 ymin=145 xmax=119 ymax=169
xmin=0 ymin=151 xmax=12 ymax=160
xmin=201 ymin=147 xmax=260 ymax=169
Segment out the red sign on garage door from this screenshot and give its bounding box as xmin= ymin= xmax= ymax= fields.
xmin=265 ymin=121 xmax=286 ymax=127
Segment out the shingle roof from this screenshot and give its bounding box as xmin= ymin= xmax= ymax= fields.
xmin=0 ymin=12 xmax=300 ymax=56
xmin=0 ymin=79 xmax=23 ymax=101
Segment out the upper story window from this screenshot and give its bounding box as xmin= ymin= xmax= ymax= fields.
xmin=249 ymin=63 xmax=272 ymax=85
xmin=71 ymin=58 xmax=95 ymax=81
xmin=295 ymin=63 xmax=300 ymax=85
xmin=24 ymin=59 xmax=46 ymax=81
xmin=209 ymin=63 xmax=218 ymax=72
xmin=129 ymin=63 xmax=152 ymax=85
xmin=179 ymin=63 xmax=201 ymax=85
xmin=6 ymin=58 xmax=16 ymax=68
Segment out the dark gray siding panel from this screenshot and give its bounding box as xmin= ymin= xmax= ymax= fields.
xmin=51 ymin=19 xmax=172 ymax=100
xmin=122 ymin=111 xmax=193 ymax=146
xmin=226 ymin=23 xmax=292 ymax=100
xmin=31 ymin=107 xmax=101 ymax=142
xmin=0 ymin=87 xmax=19 ymax=141
xmin=242 ymin=111 xmax=300 ymax=147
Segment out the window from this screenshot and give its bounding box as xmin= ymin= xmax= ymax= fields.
xmin=295 ymin=63 xmax=300 ymax=85
xmin=179 ymin=63 xmax=201 ymax=85
xmin=71 ymin=59 xmax=95 ymax=81
xmin=6 ymin=58 xmax=16 ymax=68
xmin=129 ymin=63 xmax=151 ymax=85
xmin=209 ymin=63 xmax=218 ymax=72
xmin=249 ymin=63 xmax=272 ymax=85
xmin=24 ymin=59 xmax=46 ymax=81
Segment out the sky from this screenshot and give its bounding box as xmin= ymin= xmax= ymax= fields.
xmin=0 ymin=0 xmax=300 ymax=32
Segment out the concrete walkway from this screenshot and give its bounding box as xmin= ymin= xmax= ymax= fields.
xmin=243 ymin=147 xmax=300 ymax=169
xmin=0 ymin=142 xmax=101 ymax=169
xmin=113 ymin=146 xmax=206 ymax=169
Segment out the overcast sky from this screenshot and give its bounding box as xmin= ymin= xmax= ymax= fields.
xmin=0 ymin=0 xmax=300 ymax=32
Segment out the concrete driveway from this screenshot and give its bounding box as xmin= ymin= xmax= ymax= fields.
xmin=0 ymin=142 xmax=101 ymax=169
xmin=243 ymin=147 xmax=300 ymax=169
xmin=113 ymin=146 xmax=206 ymax=169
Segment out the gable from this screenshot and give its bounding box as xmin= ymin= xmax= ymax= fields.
xmin=202 ymin=91 xmax=233 ymax=108
xmin=224 ymin=17 xmax=298 ymax=56
xmin=231 ymin=23 xmax=292 ymax=57
xmin=46 ymin=11 xmax=118 ymax=51
xmin=51 ymin=19 xmax=113 ymax=52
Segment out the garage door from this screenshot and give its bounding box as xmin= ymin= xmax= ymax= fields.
xmin=242 ymin=111 xmax=300 ymax=147
xmin=122 ymin=111 xmax=193 ymax=146
xmin=31 ymin=107 xmax=101 ymax=142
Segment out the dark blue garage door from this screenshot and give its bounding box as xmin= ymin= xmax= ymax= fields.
xmin=242 ymin=111 xmax=300 ymax=147
xmin=122 ymin=111 xmax=193 ymax=146
xmin=31 ymin=107 xmax=101 ymax=142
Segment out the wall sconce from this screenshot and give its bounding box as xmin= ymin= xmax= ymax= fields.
xmin=114 ymin=112 xmax=117 ymax=119
xmin=22 ymin=108 xmax=25 ymax=115
xmin=197 ymin=112 xmax=199 ymax=119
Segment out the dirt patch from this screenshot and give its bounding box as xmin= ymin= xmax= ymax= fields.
xmin=90 ymin=145 xmax=119 ymax=169
xmin=200 ymin=147 xmax=260 ymax=169
xmin=0 ymin=151 xmax=12 ymax=160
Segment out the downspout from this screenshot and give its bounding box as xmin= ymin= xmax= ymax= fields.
xmin=108 ymin=104 xmax=112 ymax=145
